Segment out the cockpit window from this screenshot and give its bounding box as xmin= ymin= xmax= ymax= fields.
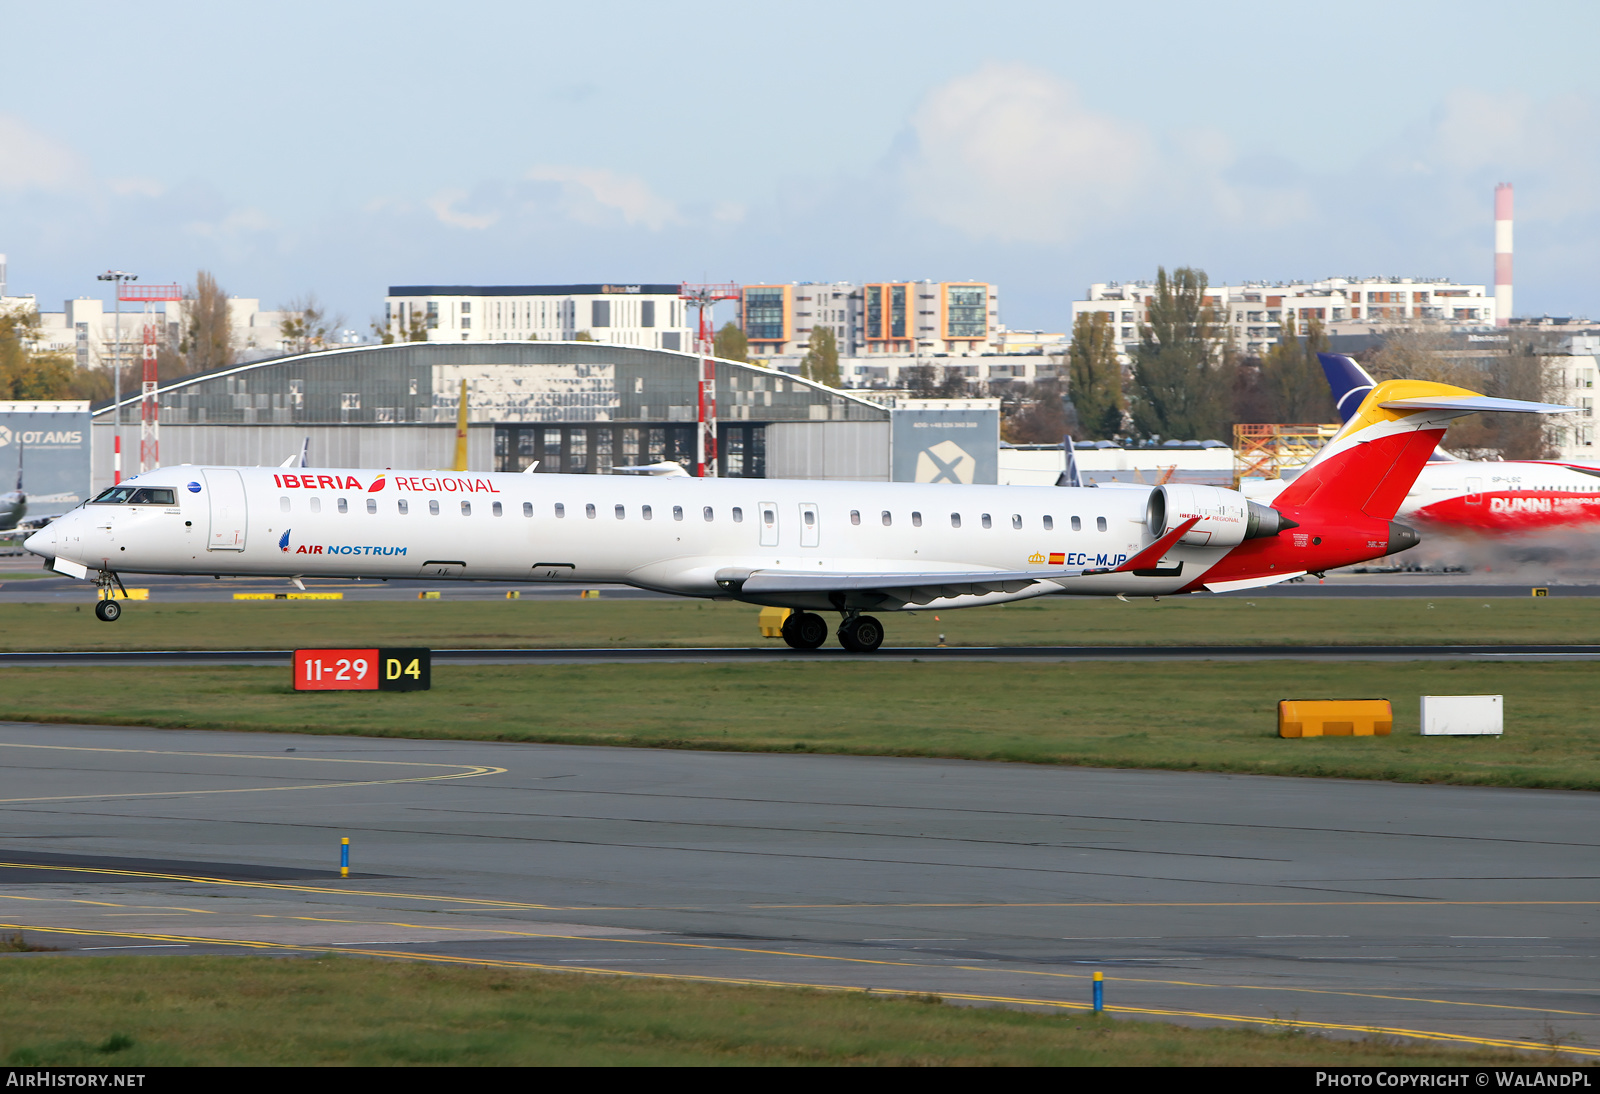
xmin=91 ymin=486 xmax=176 ymax=506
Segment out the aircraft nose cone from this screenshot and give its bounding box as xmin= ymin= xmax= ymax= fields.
xmin=23 ymin=527 xmax=51 ymax=556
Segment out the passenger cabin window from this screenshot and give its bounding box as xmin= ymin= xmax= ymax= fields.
xmin=398 ymin=499 xmax=409 ymax=515
xmin=981 ymin=513 xmax=992 ymax=529
xmin=881 ymin=511 xmax=892 ymax=526
xmin=804 ymin=510 xmax=815 ymax=527
xmin=523 ymin=502 xmax=533 ymax=517
xmin=492 ymin=501 xmax=502 ymax=517
xmin=951 ymin=513 xmax=962 ymax=528
xmin=555 ymin=503 xmax=565 ymax=518
xmin=850 ymin=510 xmax=861 ymax=526
xmin=585 ymin=503 xmax=596 ymax=519
xmin=1071 ymin=516 xmax=1081 ymax=531
xmin=90 ymin=486 xmax=176 ymax=505
xmin=642 ymin=505 xmax=653 ymax=520
xmin=1011 ymin=514 xmax=1021 ymax=529
xmin=461 ymin=500 xmax=472 ymax=516
xmin=367 ymin=498 xmax=377 ymax=515
xmin=279 ymin=497 xmax=291 ymax=513
xmin=703 ymin=506 xmax=714 ymax=522
xmin=732 ymin=507 xmax=743 ymax=522
xmin=337 ymin=498 xmax=348 ymax=514
xmin=673 ymin=506 xmax=684 ymax=521
xmin=428 ymin=500 xmax=439 ymax=516
xmin=1096 ymin=517 xmax=1107 ymax=532
xmin=1043 ymin=515 xmax=1053 ymax=530
xmin=763 ymin=508 xmax=775 ymax=524
xmin=313 ymin=497 xmax=326 ymax=514
xmin=912 ymin=512 xmax=922 ymax=527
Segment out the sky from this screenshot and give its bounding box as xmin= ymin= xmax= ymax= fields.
xmin=3 ymin=0 xmax=1599 ymax=334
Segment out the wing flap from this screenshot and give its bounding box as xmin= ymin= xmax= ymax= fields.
xmin=724 ymin=567 xmax=1085 ymax=599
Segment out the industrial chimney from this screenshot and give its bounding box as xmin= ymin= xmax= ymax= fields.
xmin=1494 ymin=183 xmax=1513 ymax=327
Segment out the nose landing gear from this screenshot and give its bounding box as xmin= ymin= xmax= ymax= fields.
xmin=93 ymin=599 xmax=121 ymax=622
xmin=92 ymin=568 xmax=128 ymax=622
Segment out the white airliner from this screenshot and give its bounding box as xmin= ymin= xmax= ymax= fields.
xmin=25 ymin=378 xmax=1568 ymax=650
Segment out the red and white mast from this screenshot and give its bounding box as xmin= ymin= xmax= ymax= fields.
xmin=679 ymin=282 xmax=740 ymax=477
xmin=1494 ymin=183 xmax=1513 ymax=328
xmin=117 ymin=282 xmax=183 ymax=473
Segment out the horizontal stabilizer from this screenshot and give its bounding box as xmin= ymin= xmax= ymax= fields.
xmin=1377 ymin=395 xmax=1575 ymax=415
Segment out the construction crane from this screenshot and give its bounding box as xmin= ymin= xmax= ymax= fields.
xmin=679 ymin=282 xmax=741 ymax=477
xmin=116 ymin=282 xmax=183 ymax=475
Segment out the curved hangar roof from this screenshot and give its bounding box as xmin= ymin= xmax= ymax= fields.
xmin=93 ymin=341 xmax=886 ymax=428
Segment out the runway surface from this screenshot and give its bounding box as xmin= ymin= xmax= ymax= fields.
xmin=1 ymin=722 xmax=1597 ymax=1056
xmin=3 ymin=643 xmax=1599 ymax=666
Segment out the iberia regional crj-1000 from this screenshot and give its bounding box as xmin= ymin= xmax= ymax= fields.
xmin=24 ymin=379 xmax=1570 ymax=651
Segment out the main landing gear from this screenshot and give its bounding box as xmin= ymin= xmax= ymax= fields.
xmin=779 ymin=610 xmax=885 ymax=654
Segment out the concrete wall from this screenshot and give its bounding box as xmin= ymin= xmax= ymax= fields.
xmin=92 ymin=423 xmax=495 ymax=493
xmin=765 ymin=421 xmax=890 ymax=481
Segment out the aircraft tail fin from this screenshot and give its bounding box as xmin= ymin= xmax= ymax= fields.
xmin=1316 ymin=352 xmax=1376 ymax=423
xmin=1276 ymin=379 xmax=1573 ymax=521
xmin=1055 ymin=435 xmax=1083 ymax=488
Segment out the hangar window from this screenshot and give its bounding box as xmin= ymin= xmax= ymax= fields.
xmin=850 ymin=510 xmax=861 ymax=525
xmin=732 ymin=507 xmax=743 ymax=522
xmin=554 ymin=503 xmax=565 ymax=518
xmin=337 ymin=498 xmax=348 ymax=514
xmin=1043 ymin=515 xmax=1053 ymax=530
xmin=310 ymin=498 xmax=321 ymax=514
xmin=950 ymin=513 xmax=961 ymax=528
xmin=642 ymin=505 xmax=652 ymax=520
xmin=911 ymin=511 xmax=922 ymax=527
xmin=1011 ymin=514 xmax=1021 ymax=529
xmin=428 ymin=500 xmax=440 ymax=516
xmin=1096 ymin=517 xmax=1107 ymax=532
xmin=585 ymin=503 xmax=596 ymax=519
xmin=461 ymin=501 xmax=472 ymax=516
xmin=523 ymin=502 xmax=533 ymax=517
xmin=673 ymin=506 xmax=684 ymax=521
xmin=703 ymin=506 xmax=714 ymax=522
xmin=881 ymin=511 xmax=892 ymax=526
xmin=367 ymin=498 xmax=377 ymax=515
xmin=1071 ymin=516 xmax=1081 ymax=531
xmin=981 ymin=513 xmax=992 ymax=529
xmin=279 ymin=497 xmax=290 ymax=513
xmin=615 ymin=504 xmax=625 ymax=519
xmin=492 ymin=502 xmax=502 ymax=517
xmin=398 ymin=500 xmax=409 ymax=515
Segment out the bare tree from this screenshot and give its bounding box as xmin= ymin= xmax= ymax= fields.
xmin=177 ymin=270 xmax=234 ymax=374
xmin=279 ymin=294 xmax=342 ymax=354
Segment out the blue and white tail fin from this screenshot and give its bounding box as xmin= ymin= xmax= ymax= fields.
xmin=1318 ymin=352 xmax=1459 ymax=463
xmin=1055 ymin=435 xmax=1083 ymax=488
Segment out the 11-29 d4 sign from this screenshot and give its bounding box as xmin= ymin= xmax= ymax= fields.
xmin=294 ymin=648 xmax=431 ymax=691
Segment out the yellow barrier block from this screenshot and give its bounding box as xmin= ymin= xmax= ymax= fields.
xmin=233 ymin=592 xmax=344 ymax=600
xmin=580 ymin=589 xmax=601 ymax=599
xmin=758 ymin=606 xmax=792 ymax=637
xmin=505 ymin=590 xmax=521 ymax=599
xmin=1279 ymin=699 xmax=1392 ymax=738
xmin=98 ymin=588 xmax=149 ymax=600
xmin=419 ymin=591 xmax=441 ymax=600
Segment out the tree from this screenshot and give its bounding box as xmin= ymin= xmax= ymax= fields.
xmin=573 ymin=330 xmax=595 ymax=342
xmin=1128 ymin=267 xmax=1231 ymax=441
xmin=0 ymin=306 xmax=87 ymax=400
xmin=1067 ymin=311 xmax=1123 ymax=439
xmin=1258 ymin=313 xmax=1334 ymax=423
xmin=372 ymin=310 xmax=428 ymax=344
xmin=279 ymin=294 xmax=341 ymax=354
xmin=177 ymin=270 xmax=233 ymax=374
xmin=800 ymin=325 xmax=839 ymax=387
xmin=714 ymin=321 xmax=748 ymax=362
xmin=1003 ymin=379 xmax=1070 ymax=443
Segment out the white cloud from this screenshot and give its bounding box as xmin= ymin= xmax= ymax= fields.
xmin=0 ymin=114 xmax=85 ymax=192
xmin=898 ymin=64 xmax=1151 ymax=244
xmin=428 ymin=189 xmax=499 ymax=230
xmin=524 ymin=165 xmax=680 ymax=230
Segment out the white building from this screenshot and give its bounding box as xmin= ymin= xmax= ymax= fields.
xmin=2 ymin=286 xmax=287 ymax=368
xmin=384 ymin=283 xmax=694 ymax=351
xmin=1543 ymin=334 xmax=1600 ymax=459
xmin=1074 ymin=277 xmax=1498 ymax=361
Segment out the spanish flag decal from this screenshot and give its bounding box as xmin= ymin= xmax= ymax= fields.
xmin=1048 ymin=552 xmax=1065 ymax=565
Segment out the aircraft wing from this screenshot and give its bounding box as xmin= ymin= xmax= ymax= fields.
xmin=718 ymin=567 xmax=1087 ymax=602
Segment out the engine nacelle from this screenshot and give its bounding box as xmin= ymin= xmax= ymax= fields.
xmin=1146 ymin=484 xmax=1293 ymax=548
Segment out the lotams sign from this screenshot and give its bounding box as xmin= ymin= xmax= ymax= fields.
xmin=0 ymin=402 xmax=91 ymax=514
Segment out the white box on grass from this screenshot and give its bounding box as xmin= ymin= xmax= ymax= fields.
xmin=1420 ymin=695 xmax=1503 ymax=736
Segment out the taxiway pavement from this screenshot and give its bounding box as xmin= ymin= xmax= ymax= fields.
xmin=1 ymin=722 xmax=1596 ymax=1055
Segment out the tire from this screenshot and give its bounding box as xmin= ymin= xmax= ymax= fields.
xmin=838 ymin=615 xmax=884 ymax=653
xmin=781 ymin=611 xmax=828 ymax=650
xmin=95 ymin=599 xmax=121 ymax=622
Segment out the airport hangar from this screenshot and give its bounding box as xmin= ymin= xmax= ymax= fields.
xmin=86 ymin=341 xmax=935 ymax=494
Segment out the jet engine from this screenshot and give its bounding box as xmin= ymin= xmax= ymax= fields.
xmin=1146 ymin=484 xmax=1296 ymax=548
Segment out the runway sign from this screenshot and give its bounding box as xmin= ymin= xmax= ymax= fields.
xmin=294 ymin=648 xmax=431 ymax=691
xmin=1420 ymin=694 xmax=1502 ymax=735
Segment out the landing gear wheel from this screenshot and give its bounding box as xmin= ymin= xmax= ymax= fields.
xmin=94 ymin=599 xmax=121 ymax=622
xmin=780 ymin=611 xmax=828 ymax=650
xmin=837 ymin=615 xmax=884 ymax=653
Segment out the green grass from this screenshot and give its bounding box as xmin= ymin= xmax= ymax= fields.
xmin=8 ymin=659 xmax=1600 ymax=791
xmin=0 ymin=955 xmax=1536 ymax=1066
xmin=1 ymin=594 xmax=1596 ymax=651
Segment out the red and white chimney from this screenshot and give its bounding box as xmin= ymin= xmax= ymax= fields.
xmin=1494 ymin=183 xmax=1513 ymax=327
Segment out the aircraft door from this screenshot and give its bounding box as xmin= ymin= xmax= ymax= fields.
xmin=759 ymin=501 xmax=779 ymax=547
xmin=203 ymin=469 xmax=248 ymax=551
xmin=799 ymin=502 xmax=819 ymax=548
